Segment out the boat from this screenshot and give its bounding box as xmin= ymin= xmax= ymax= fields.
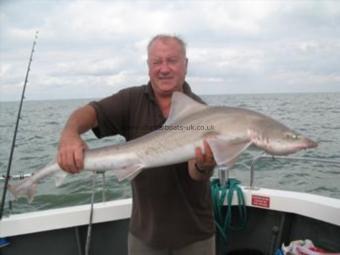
xmin=1 ymin=156 xmax=340 ymax=255
xmin=2 ymin=30 xmax=338 ymax=255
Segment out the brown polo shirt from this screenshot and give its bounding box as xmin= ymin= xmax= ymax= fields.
xmin=90 ymin=82 xmax=215 ymax=249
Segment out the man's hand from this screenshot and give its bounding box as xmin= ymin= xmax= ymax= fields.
xmin=57 ymin=130 xmax=88 ymax=174
xmin=188 ymin=140 xmax=216 ymax=181
xmin=57 ymin=105 xmax=97 ymax=174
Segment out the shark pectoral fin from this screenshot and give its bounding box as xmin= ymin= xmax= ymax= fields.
xmin=54 ymin=170 xmax=68 ymax=187
xmin=114 ymin=164 xmax=144 ymax=182
xmin=206 ymin=137 xmax=252 ymax=168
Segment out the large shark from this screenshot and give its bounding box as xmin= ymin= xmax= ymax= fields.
xmin=8 ymin=92 xmax=317 ymax=202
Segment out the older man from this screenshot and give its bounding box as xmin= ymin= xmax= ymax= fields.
xmin=57 ymin=35 xmax=215 ymax=254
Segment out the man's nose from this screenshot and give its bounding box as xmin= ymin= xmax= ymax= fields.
xmin=159 ymin=61 xmax=171 ymax=73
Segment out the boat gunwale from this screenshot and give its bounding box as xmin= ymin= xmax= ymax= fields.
xmin=1 ymin=188 xmax=339 ymax=238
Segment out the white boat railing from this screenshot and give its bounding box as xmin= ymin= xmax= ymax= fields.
xmin=216 ymin=154 xmax=340 ymax=190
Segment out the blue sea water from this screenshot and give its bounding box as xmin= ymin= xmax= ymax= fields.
xmin=0 ymin=92 xmax=339 ymax=215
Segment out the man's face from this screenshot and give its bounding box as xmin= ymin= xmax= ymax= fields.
xmin=147 ymin=39 xmax=188 ymax=97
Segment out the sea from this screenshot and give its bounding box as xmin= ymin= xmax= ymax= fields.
xmin=0 ymin=92 xmax=339 ymax=215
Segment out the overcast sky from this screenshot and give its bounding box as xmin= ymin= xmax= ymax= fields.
xmin=0 ymin=0 xmax=339 ymax=101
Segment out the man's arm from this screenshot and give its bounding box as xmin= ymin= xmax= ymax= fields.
xmin=188 ymin=140 xmax=216 ymax=181
xmin=57 ymin=105 xmax=97 ymax=174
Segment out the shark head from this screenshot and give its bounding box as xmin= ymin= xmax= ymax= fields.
xmin=248 ymin=118 xmax=318 ymax=156
xmin=262 ymin=132 xmax=317 ymax=156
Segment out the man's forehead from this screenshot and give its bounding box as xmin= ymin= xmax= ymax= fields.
xmin=148 ymin=39 xmax=184 ymax=57
xmin=150 ymin=39 xmax=181 ymax=49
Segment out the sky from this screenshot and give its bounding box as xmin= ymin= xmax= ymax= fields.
xmin=0 ymin=0 xmax=340 ymax=101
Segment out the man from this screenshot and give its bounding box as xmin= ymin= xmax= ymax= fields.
xmin=57 ymin=35 xmax=216 ymax=254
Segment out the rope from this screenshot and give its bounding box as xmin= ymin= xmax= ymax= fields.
xmin=100 ymin=171 xmax=106 ymax=202
xmin=211 ymin=178 xmax=247 ymax=243
xmin=85 ymin=172 xmax=97 ymax=255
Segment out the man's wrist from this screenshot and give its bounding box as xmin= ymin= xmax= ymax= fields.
xmin=194 ymin=163 xmax=213 ymax=174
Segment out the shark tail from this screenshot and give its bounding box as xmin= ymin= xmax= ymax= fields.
xmin=7 ymin=180 xmax=37 ymax=203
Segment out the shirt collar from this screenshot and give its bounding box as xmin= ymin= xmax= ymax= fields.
xmin=144 ymin=81 xmax=192 ymax=102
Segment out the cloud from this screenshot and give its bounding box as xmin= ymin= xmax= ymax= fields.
xmin=0 ymin=0 xmax=340 ymax=101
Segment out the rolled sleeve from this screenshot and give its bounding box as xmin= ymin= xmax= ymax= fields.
xmin=88 ymin=89 xmax=130 ymax=138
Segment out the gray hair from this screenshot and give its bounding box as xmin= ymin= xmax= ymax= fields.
xmin=147 ymin=34 xmax=187 ymax=57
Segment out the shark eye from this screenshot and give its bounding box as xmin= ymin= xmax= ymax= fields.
xmin=285 ymin=133 xmax=299 ymax=140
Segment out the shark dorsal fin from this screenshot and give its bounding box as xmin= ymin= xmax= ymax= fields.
xmin=164 ymin=92 xmax=207 ymax=125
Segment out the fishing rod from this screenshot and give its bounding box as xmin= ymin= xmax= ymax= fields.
xmin=0 ymin=31 xmax=39 ymax=219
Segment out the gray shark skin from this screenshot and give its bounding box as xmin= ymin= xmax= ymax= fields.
xmin=8 ymin=92 xmax=317 ymax=202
